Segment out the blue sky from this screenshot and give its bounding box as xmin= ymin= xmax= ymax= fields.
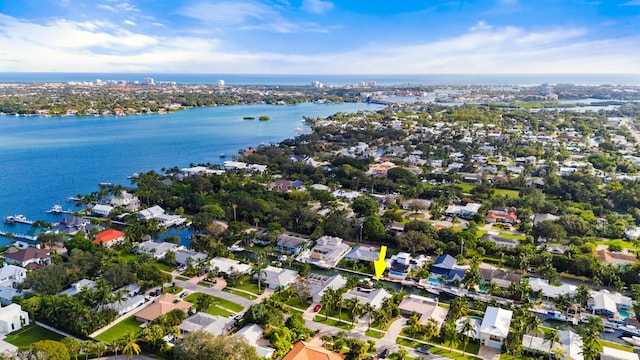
xmin=1 ymin=0 xmax=639 ymax=73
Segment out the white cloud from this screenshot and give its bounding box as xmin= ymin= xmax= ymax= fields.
xmin=301 ymin=0 xmax=334 ymax=14
xmin=0 ymin=14 xmax=638 ymax=74
xmin=123 ymin=20 xmax=136 ymax=26
xmin=97 ymin=4 xmax=116 ymax=12
xmin=470 ymin=20 xmax=492 ymax=31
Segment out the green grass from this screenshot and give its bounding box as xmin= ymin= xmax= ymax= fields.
xmin=313 ymin=315 xmax=355 ymax=330
xmin=318 ymin=307 xmax=354 ymax=323
xmin=371 ymin=316 xmax=399 ymax=331
xmin=601 ymin=340 xmax=634 ymax=352
xmin=164 ymin=285 xmax=183 ymax=294
xmin=494 ymin=188 xmax=520 ymax=198
xmin=397 ymin=338 xmax=481 ymax=360
xmin=4 ymin=325 xmax=64 ymax=347
xmin=271 ymin=290 xmax=311 ymax=310
xmin=197 ymin=281 xmax=213 ymax=288
xmin=365 ymin=329 xmax=385 ymax=338
xmin=595 ymin=239 xmax=635 ymax=250
xmin=475 ymin=230 xmax=488 ymax=239
xmin=499 ymin=232 xmax=526 ymax=240
xmin=176 ymin=275 xmax=190 ymax=281
xmin=183 ymin=292 xmax=243 ymax=317
xmin=228 ymin=275 xmax=264 ymax=295
xmin=94 ymin=316 xmax=142 ymax=343
xmin=153 ymin=260 xmax=174 ymax=272
xmin=457 ymin=183 xmax=476 ymax=193
xmin=223 ymin=288 xmax=258 ymax=300
xmin=113 ymin=250 xmax=138 ymax=263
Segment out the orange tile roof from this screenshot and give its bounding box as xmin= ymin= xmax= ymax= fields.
xmin=135 ymin=293 xmax=192 ymax=322
xmin=282 ymin=342 xmax=345 ymax=360
xmin=93 ymin=229 xmax=125 ymax=244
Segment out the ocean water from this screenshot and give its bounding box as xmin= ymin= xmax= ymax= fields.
xmin=0 ymin=102 xmax=384 ymax=246
xmin=1 ymin=73 xmax=639 ymax=86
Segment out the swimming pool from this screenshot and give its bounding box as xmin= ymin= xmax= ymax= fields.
xmin=619 ymin=310 xmax=630 ymax=320
xmin=427 ymin=277 xmax=443 ymax=287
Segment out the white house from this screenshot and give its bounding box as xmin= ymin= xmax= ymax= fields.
xmin=306 ymin=236 xmax=351 ymax=268
xmin=522 ymin=329 xmax=583 ymax=360
xmin=255 ymin=266 xmax=298 ymax=290
xmin=342 ymin=288 xmax=392 ymax=310
xmin=601 ymin=346 xmax=640 ymax=360
xmin=137 ymin=241 xmax=179 ymax=260
xmin=138 ymin=205 xmax=165 ymax=220
xmin=0 ymin=265 xmax=27 ymax=288
xmin=235 ymin=324 xmax=275 ymax=359
xmin=209 ymin=257 xmax=251 ymax=275
xmin=528 ymin=277 xmax=576 ymax=299
xmin=0 ymin=304 xmax=29 ymax=333
xmin=109 ymin=191 xmax=140 ymax=211
xmin=479 ymin=306 xmax=513 ymax=349
xmin=92 ymin=204 xmax=114 ymax=217
xmin=60 ymin=279 xmax=96 ymax=296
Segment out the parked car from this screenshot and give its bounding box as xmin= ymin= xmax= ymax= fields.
xmin=416 ymin=347 xmax=431 ymax=354
xmin=379 ymin=349 xmax=389 ymax=358
xmin=314 ymin=304 xmax=322 ymax=312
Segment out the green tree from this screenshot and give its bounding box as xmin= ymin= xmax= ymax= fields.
xmin=352 ymin=197 xmax=379 ymax=217
xmin=61 ymin=338 xmax=81 ymax=360
xmin=362 ymin=215 xmax=385 ymax=242
xmin=30 ymin=340 xmax=70 ymax=360
xmin=441 ymin=322 xmax=460 ymax=353
xmin=120 ymin=333 xmax=140 ymax=359
xmin=173 ymin=331 xmax=259 ymax=360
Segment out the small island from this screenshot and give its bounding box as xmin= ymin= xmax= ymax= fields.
xmin=259 ymin=115 xmax=270 ymax=121
xmin=243 ymin=116 xmax=255 ymax=120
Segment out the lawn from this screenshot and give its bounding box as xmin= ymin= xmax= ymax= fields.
xmin=371 ymin=316 xmax=399 ymax=331
xmin=223 ymin=288 xmax=258 ymax=300
xmin=4 ymin=325 xmax=64 ymax=347
xmin=499 ymin=232 xmax=526 ymax=240
xmin=183 ymin=292 xmax=243 ymax=317
xmin=365 ymin=329 xmax=385 ymax=338
xmin=396 ymin=338 xmax=481 ymax=360
xmin=595 ymin=239 xmax=635 ymax=250
xmin=153 ymin=260 xmax=174 ymax=272
xmin=601 ymin=340 xmax=634 ymax=352
xmin=113 ymin=250 xmax=138 ymax=263
xmin=228 ymin=275 xmax=264 ymax=295
xmin=176 ymin=275 xmax=190 ymax=281
xmin=270 ymin=290 xmax=311 ymax=310
xmin=494 ymin=188 xmax=520 ymax=198
xmin=457 ymin=183 xmax=476 ymax=193
xmin=313 ymin=316 xmax=355 ymax=330
xmin=94 ymin=316 xmax=142 ymax=343
xmin=318 ymin=307 xmax=354 ymax=323
xmin=164 ymin=285 xmax=183 ymax=294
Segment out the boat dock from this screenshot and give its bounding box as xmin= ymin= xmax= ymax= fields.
xmin=3 ymin=215 xmax=34 ymax=225
xmin=0 ymin=231 xmax=37 ymax=241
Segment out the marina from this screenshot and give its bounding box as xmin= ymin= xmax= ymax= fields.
xmin=3 ymin=214 xmax=34 ymax=225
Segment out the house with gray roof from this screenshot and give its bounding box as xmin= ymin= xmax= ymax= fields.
xmin=178 ymin=312 xmax=234 ymax=336
xmin=344 ymin=246 xmax=380 ymax=263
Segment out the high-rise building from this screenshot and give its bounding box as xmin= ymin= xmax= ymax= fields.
xmin=144 ymin=77 xmax=155 ymax=86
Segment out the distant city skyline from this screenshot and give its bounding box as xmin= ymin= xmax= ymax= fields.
xmin=1 ymin=0 xmax=640 ymax=74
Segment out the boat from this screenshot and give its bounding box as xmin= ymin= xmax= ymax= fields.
xmin=67 ymin=196 xmax=81 ymax=202
xmin=4 ymin=215 xmax=33 ymax=225
xmin=219 ymin=153 xmax=226 ymax=158
xmin=622 ymin=336 xmax=640 ymax=346
xmin=99 ymin=181 xmax=113 ymax=187
xmin=227 ymin=244 xmax=245 ymax=252
xmin=294 ymin=127 xmax=303 ymax=133
xmin=46 ymin=205 xmax=63 ymax=214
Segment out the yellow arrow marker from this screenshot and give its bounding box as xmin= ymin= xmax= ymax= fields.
xmin=373 ymin=245 xmax=387 ymax=280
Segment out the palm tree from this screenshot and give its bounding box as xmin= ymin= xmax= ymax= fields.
xmin=93 ymin=342 xmax=106 ymax=359
xmin=524 ymin=313 xmax=543 ymax=351
xmin=346 ymin=297 xmax=361 ymax=326
xmin=336 ymin=295 xmax=344 ymax=323
xmin=321 ymin=288 xmax=336 ymax=321
xmin=441 ymin=321 xmax=460 ymax=353
xmin=460 ymin=317 xmax=476 ymax=355
xmin=109 ymin=339 xmax=122 ymax=359
xmin=362 ymin=303 xmax=375 ymax=331
xmin=121 ymin=332 xmax=141 ymax=359
xmin=251 ymin=262 xmax=267 ymax=292
xmin=552 ymin=347 xmax=566 ymax=359
xmin=544 ymin=328 xmax=560 ymax=355
xmin=448 ymin=296 xmax=469 ymax=322
xmin=61 ymin=337 xmax=82 ymax=360
xmin=581 ymin=316 xmax=604 ymax=360
xmin=574 ymin=284 xmax=591 ymax=308
xmin=396 ymin=346 xmax=409 ymax=360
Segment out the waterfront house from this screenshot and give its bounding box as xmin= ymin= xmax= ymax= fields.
xmin=109 ymin=191 xmax=140 ymax=211
xmin=93 ymin=229 xmax=126 ymax=248
xmin=91 ymin=204 xmax=114 ymax=217
xmin=601 ymin=346 xmax=640 ymax=360
xmin=53 ymin=215 xmax=96 ymax=235
xmin=479 ymin=306 xmax=513 ymax=349
xmin=478 ymin=264 xmax=521 ymax=289
xmin=430 ymin=254 xmax=466 ymax=283
xmin=275 ymin=234 xmax=307 ymax=255
xmin=342 ymin=288 xmax=392 ymax=310
xmin=522 ymin=329 xmax=583 ymax=360
xmin=307 ymin=236 xmax=351 ymax=268
xmin=135 ymin=293 xmax=192 ymax=323
xmin=0 ymin=304 xmax=29 ymax=334
xmin=398 ymin=294 xmax=448 ymax=329
xmin=137 ymin=205 xmax=165 ymax=220
xmin=255 ymin=266 xmax=299 ymax=290
xmin=267 ymin=179 xmax=304 ymax=191
xmin=344 ymin=246 xmax=380 ymax=263
xmin=235 ymin=324 xmax=276 ymax=359
xmin=3 ymin=248 xmax=51 ymax=270
xmin=587 ymin=289 xmax=632 ymax=316
xmin=178 ymin=312 xmax=234 ymax=337
xmin=528 ymin=277 xmax=576 ymax=300
xmin=306 ymin=273 xmax=348 ymax=304
xmin=283 ymin=341 xmax=345 ymax=360
xmin=388 ymin=252 xmax=428 ymax=280
xmin=136 ymin=240 xmax=178 ymax=260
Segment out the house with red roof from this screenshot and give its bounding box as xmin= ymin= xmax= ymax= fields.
xmin=4 ymin=248 xmax=51 ymax=270
xmin=93 ymin=229 xmax=126 ymax=248
xmin=486 ymin=208 xmax=518 ymax=224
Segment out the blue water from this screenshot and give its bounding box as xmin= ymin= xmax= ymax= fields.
xmin=1 ymin=73 xmax=639 ymax=86
xmin=0 ymin=102 xmax=384 ymax=246
xmin=619 ymin=310 xmax=630 ymax=320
